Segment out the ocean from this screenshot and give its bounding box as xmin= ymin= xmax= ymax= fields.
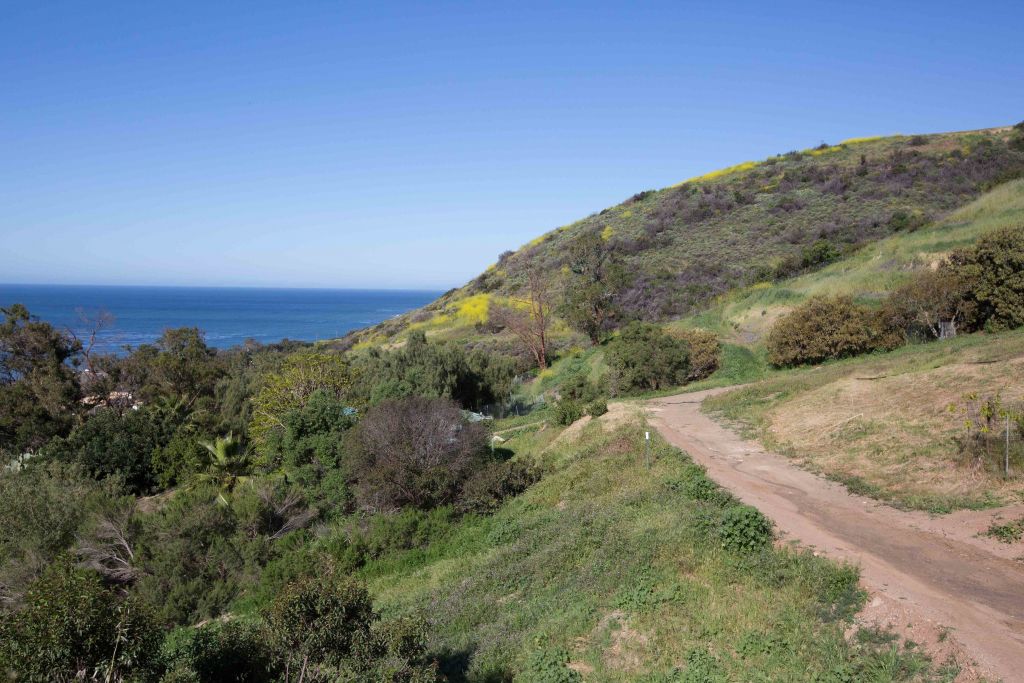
xmin=0 ymin=284 xmax=441 ymax=353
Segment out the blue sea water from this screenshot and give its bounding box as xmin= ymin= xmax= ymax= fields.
xmin=0 ymin=284 xmax=441 ymax=353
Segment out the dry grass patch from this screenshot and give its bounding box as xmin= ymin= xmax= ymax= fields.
xmin=708 ymin=330 xmax=1024 ymax=511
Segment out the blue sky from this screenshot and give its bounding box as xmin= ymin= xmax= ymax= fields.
xmin=2 ymin=1 xmax=1022 ymax=289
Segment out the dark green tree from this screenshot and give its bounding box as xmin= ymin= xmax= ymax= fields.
xmin=44 ymin=407 xmax=163 ymax=494
xmin=559 ymin=231 xmax=628 ymax=344
xmin=0 ymin=304 xmax=82 ymax=455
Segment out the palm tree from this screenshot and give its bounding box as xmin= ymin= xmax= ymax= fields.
xmin=196 ymin=433 xmax=252 ymax=506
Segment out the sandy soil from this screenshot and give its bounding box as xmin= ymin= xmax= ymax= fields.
xmin=647 ymin=389 xmax=1024 ymax=682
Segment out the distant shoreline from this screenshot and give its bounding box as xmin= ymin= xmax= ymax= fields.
xmin=0 ymin=284 xmax=441 ymax=353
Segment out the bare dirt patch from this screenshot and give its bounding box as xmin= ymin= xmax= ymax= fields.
xmin=851 ymin=593 xmax=987 ymax=681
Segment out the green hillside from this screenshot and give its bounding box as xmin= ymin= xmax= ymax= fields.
xmin=345 ymin=125 xmax=1024 ymax=351
xmin=687 ymin=176 xmax=1024 ymax=343
xmin=361 ymin=414 xmax=951 ymax=681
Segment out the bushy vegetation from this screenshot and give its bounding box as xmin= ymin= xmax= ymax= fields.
xmin=667 ymin=327 xmax=721 ymax=381
xmin=350 ymin=330 xmax=518 ymax=410
xmin=350 ymin=396 xmax=491 ymax=511
xmin=159 ymin=569 xmax=438 ymax=682
xmin=718 ymin=505 xmax=774 ymax=552
xmin=945 ymin=224 xmax=1024 ymax=331
xmin=0 ymin=304 xmax=538 ymax=680
xmin=606 ymin=322 xmax=691 ymax=392
xmin=768 ymin=224 xmax=1024 ymax=367
xmin=0 ymin=559 xmax=162 ymax=682
xmin=766 ymin=295 xmax=899 ymax=367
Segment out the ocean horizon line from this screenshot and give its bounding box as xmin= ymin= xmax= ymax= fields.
xmin=0 ymin=282 xmax=447 ymax=294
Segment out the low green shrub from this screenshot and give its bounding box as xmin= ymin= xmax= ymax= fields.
xmin=985 ymin=517 xmax=1024 ymax=543
xmin=361 ymin=506 xmax=457 ymax=558
xmin=665 ymin=461 xmax=734 ymax=507
xmin=719 ymin=505 xmax=773 ymax=552
xmin=586 ymin=399 xmax=608 ymax=418
xmin=554 ymin=398 xmax=584 ymax=425
xmin=514 ymin=644 xmax=581 ymax=683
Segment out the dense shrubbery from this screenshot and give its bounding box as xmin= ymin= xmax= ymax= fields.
xmin=770 ymin=224 xmax=1024 ymax=367
xmin=44 ymin=407 xmax=165 ymax=494
xmin=0 ymin=461 xmax=121 ymax=604
xmin=883 ymin=267 xmax=976 ymax=341
xmin=0 ymin=304 xmax=542 ymax=679
xmin=0 ymin=559 xmax=162 ymax=682
xmin=766 ymin=296 xmax=900 ymax=367
xmin=459 ymin=460 xmax=540 ymax=514
xmin=160 ymin=570 xmax=439 ymax=682
xmin=883 ymin=224 xmax=1024 ymax=340
xmin=606 ymin=321 xmax=690 ymax=392
xmin=352 ymin=330 xmax=517 ymax=411
xmin=553 ymin=369 xmax=608 ymax=424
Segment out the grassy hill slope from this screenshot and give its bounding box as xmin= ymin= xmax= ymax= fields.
xmin=687 ymin=177 xmax=1024 ymax=344
xmin=346 ymin=125 xmax=1024 ymax=351
xmin=360 ymin=414 xmax=954 ymax=681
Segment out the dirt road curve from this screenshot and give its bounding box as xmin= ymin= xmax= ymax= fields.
xmin=647 ymin=389 xmax=1024 ymax=682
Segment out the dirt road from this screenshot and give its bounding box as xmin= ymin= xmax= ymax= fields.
xmin=647 ymin=389 xmax=1024 ymax=682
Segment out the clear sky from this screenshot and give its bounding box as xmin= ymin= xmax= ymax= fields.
xmin=2 ymin=1 xmax=1022 ymax=289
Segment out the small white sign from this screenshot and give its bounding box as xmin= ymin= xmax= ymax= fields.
xmin=645 ymin=431 xmax=650 ymax=440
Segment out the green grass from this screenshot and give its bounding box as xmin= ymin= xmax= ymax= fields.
xmin=984 ymin=516 xmax=1024 ymax=543
xmin=357 ymin=419 xmax=953 ymax=681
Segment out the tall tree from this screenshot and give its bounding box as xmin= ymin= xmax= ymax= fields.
xmin=560 ymin=231 xmax=627 ymax=344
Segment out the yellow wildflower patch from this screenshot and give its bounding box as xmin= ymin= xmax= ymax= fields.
xmin=450 ymin=293 xmax=492 ymax=324
xmin=601 ymin=225 xmax=614 ymax=241
xmin=674 ymin=160 xmax=760 ymax=187
xmin=839 ymin=135 xmax=885 ymax=146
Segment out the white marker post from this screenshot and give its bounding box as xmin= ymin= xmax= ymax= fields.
xmin=644 ymin=431 xmax=651 ymax=470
